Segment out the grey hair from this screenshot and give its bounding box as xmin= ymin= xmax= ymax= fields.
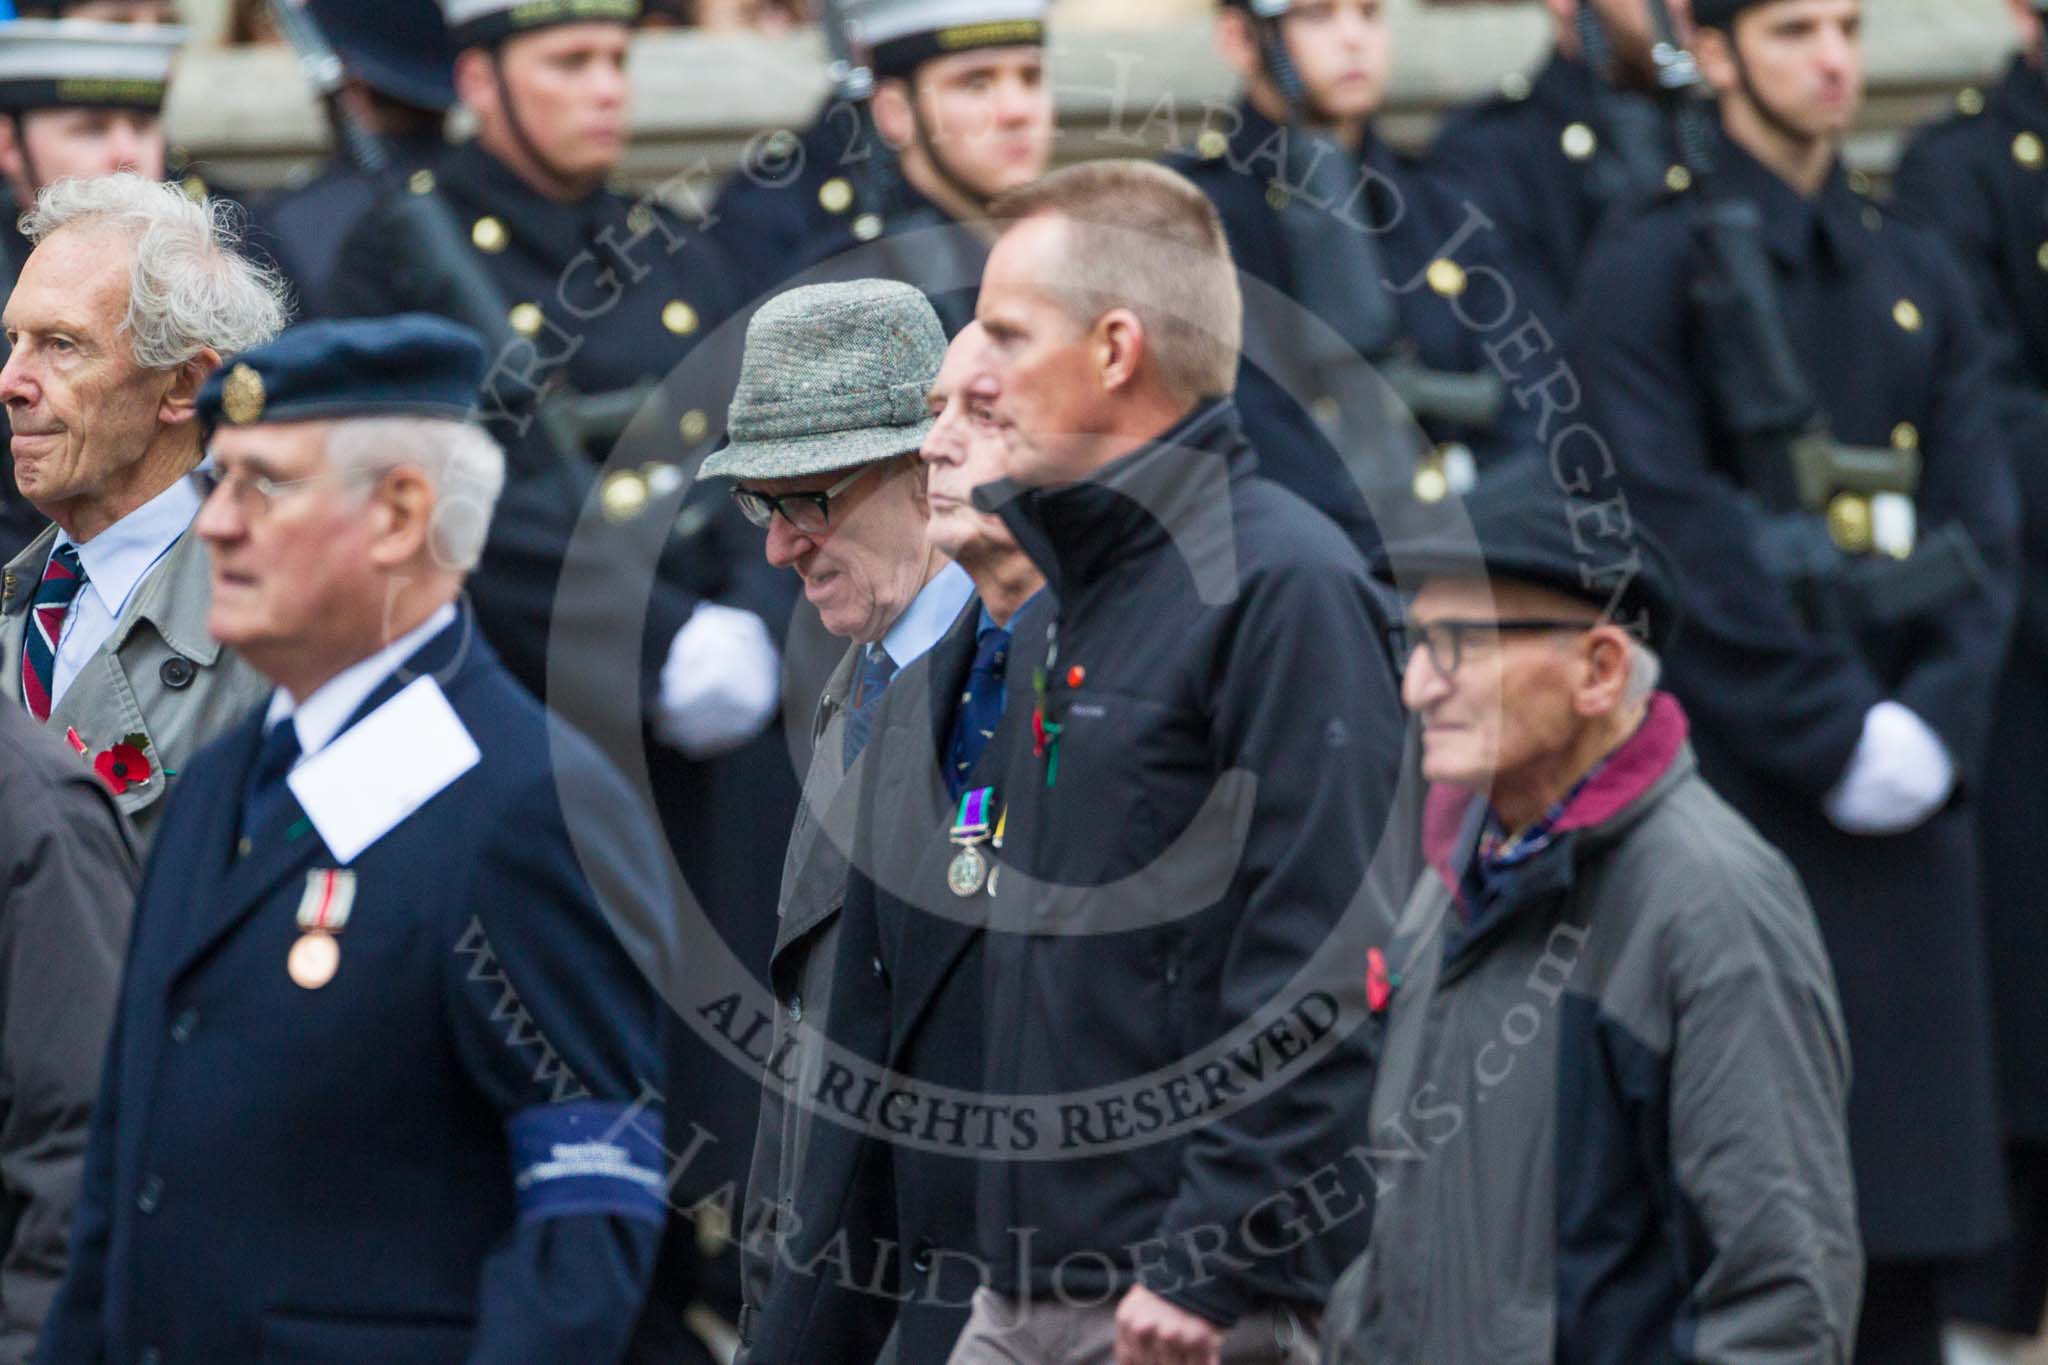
xmin=1624 ymin=639 xmax=1662 ymax=705
xmin=325 ymin=417 xmax=506 ymax=574
xmin=20 ymin=173 xmax=289 ymax=370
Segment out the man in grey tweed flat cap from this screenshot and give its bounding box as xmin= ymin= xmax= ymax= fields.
xmin=705 ymin=277 xmax=973 ymax=1362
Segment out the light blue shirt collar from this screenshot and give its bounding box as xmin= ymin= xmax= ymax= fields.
xmin=60 ymin=474 xmax=201 ymax=622
xmin=263 ymin=603 xmax=458 ymax=760
xmin=879 ymin=560 xmax=973 ymax=668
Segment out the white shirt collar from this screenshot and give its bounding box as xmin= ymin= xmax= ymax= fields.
xmin=263 ymin=603 xmax=459 ymax=759
xmin=880 ymin=560 xmax=974 ymax=668
xmin=59 ymin=475 xmax=201 ymax=621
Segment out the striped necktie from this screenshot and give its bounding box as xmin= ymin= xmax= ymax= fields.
xmin=22 ymin=543 xmax=86 ymax=722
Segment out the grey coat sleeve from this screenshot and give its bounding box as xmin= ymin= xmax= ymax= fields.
xmin=1668 ymin=848 xmax=1862 ymax=1364
xmin=0 ymin=766 xmax=136 ymax=1363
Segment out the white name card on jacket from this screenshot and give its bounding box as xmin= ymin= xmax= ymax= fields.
xmin=288 ymin=676 xmax=481 ymax=864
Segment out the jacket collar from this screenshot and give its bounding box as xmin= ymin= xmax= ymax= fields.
xmin=1531 ymin=49 xmax=1601 ymax=124
xmin=3 ymin=519 xmax=224 ymax=667
xmin=1991 ymin=53 xmax=2048 ymax=136
xmin=1422 ymin=690 xmax=1693 ymax=891
xmin=1708 ymin=132 xmax=1873 ymax=272
xmin=172 ymin=609 xmax=489 ymax=984
xmin=980 ymin=399 xmax=1253 ymax=602
xmin=1223 ymin=97 xmax=1403 ymax=203
xmin=453 ymin=140 xmax=615 ymax=263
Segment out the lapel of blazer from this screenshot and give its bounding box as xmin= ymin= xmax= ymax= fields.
xmin=0 ymin=524 xmax=58 ymax=701
xmin=103 ymin=527 xmax=227 ymax=667
xmin=170 ymin=612 xmax=476 ymax=982
xmin=43 ymin=529 xmax=229 ymax=817
xmin=773 ymin=644 xmax=863 ymax=964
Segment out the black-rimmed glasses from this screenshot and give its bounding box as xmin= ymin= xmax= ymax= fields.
xmin=730 ymin=465 xmax=875 ymax=535
xmin=1386 ymin=618 xmax=1601 ymax=676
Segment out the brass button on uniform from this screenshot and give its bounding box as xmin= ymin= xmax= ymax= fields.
xmin=852 ymin=213 xmax=883 ymax=242
xmin=600 ymin=470 xmax=650 ymax=523
xmin=1957 ymin=87 xmax=1986 ymax=116
xmin=1891 ymin=421 xmax=1919 ymax=453
xmin=1266 ymin=184 xmax=1291 ymax=212
xmin=678 ymin=409 xmax=709 ymax=444
xmin=627 ymin=204 xmax=656 ymax=236
xmin=1847 ymin=169 xmax=1872 ymax=196
xmin=1664 ymin=165 xmax=1692 ymax=193
xmin=1500 ymin=71 xmax=1531 ymax=102
xmin=1892 ymin=299 xmax=1924 ymax=333
xmin=472 ymin=215 xmax=510 ymax=253
xmin=1197 ymin=129 xmax=1229 ymax=160
xmin=819 ymin=176 xmax=854 ymax=213
xmin=1413 ymin=462 xmax=1451 ymax=505
xmin=2036 ymin=241 xmax=2048 ymax=273
xmin=1561 ymin=122 xmax=1597 ymax=161
xmin=1311 ymin=395 xmax=1341 ymax=428
xmin=408 ymin=169 xmax=437 ymax=196
xmin=1425 ymin=258 xmax=1467 ymax=298
xmin=662 ymin=300 xmax=699 ymax=336
xmin=1827 ymin=493 xmax=1875 ymax=554
xmin=180 ymin=174 xmax=207 ymax=202
xmin=2016 ymin=132 xmax=2045 ymax=170
xmin=508 ymin=303 xmax=544 ymax=337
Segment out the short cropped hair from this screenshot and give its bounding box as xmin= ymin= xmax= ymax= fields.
xmin=22 ymin=172 xmax=289 ymax=370
xmin=991 ymin=160 xmax=1243 ymax=404
xmin=326 ymin=417 xmax=507 ymax=574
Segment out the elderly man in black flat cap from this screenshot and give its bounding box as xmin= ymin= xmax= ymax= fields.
xmin=1321 ymin=457 xmax=1862 ymax=1364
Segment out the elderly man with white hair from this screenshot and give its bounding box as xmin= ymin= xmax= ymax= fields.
xmin=0 ymin=172 xmax=286 ymax=846
xmin=40 ymin=314 xmax=676 ymax=1365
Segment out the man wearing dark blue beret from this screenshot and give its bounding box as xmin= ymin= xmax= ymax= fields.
xmin=38 ymin=314 xmax=679 ymax=1365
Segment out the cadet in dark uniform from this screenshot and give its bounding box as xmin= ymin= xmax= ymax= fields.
xmin=1894 ymin=10 xmax=2048 ymax=1359
xmin=1169 ymin=0 xmax=1542 ymax=552
xmin=1570 ymin=2 xmax=2018 ymax=1360
xmin=1430 ymin=0 xmax=1685 ymax=329
xmin=331 ymin=0 xmax=738 ymax=465
xmin=250 ymin=0 xmax=456 ymax=319
xmin=0 ymin=20 xmax=184 ymax=562
xmin=38 ymin=315 xmax=674 ymax=1365
xmin=704 ymin=0 xmax=1054 ymax=329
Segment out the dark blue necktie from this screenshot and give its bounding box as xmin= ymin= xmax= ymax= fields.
xmin=841 ymin=646 xmax=897 ymax=767
xmin=945 ymin=623 xmax=1011 ymax=800
xmin=239 ymin=720 xmax=303 ymax=848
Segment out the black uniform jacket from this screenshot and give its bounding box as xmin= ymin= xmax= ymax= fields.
xmin=1569 ymin=136 xmax=2019 ymax=1260
xmin=38 ymin=615 xmax=674 ymax=1365
xmin=1894 ymin=56 xmax=2048 ymax=1146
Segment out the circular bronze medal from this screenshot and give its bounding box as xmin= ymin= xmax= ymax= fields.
xmin=948 ymin=845 xmax=989 ymax=898
xmin=288 ymin=930 xmax=340 ymax=990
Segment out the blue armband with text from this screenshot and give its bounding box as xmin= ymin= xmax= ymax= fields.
xmin=508 ymin=1100 xmax=667 ymax=1226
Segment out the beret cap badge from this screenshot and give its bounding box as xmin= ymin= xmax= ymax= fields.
xmin=222 ymin=364 xmax=266 ymax=425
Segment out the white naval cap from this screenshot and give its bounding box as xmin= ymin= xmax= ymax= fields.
xmin=439 ymin=0 xmax=640 ymax=50
xmin=0 ymin=18 xmax=185 ymax=113
xmin=851 ymin=0 xmax=1049 ymax=81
